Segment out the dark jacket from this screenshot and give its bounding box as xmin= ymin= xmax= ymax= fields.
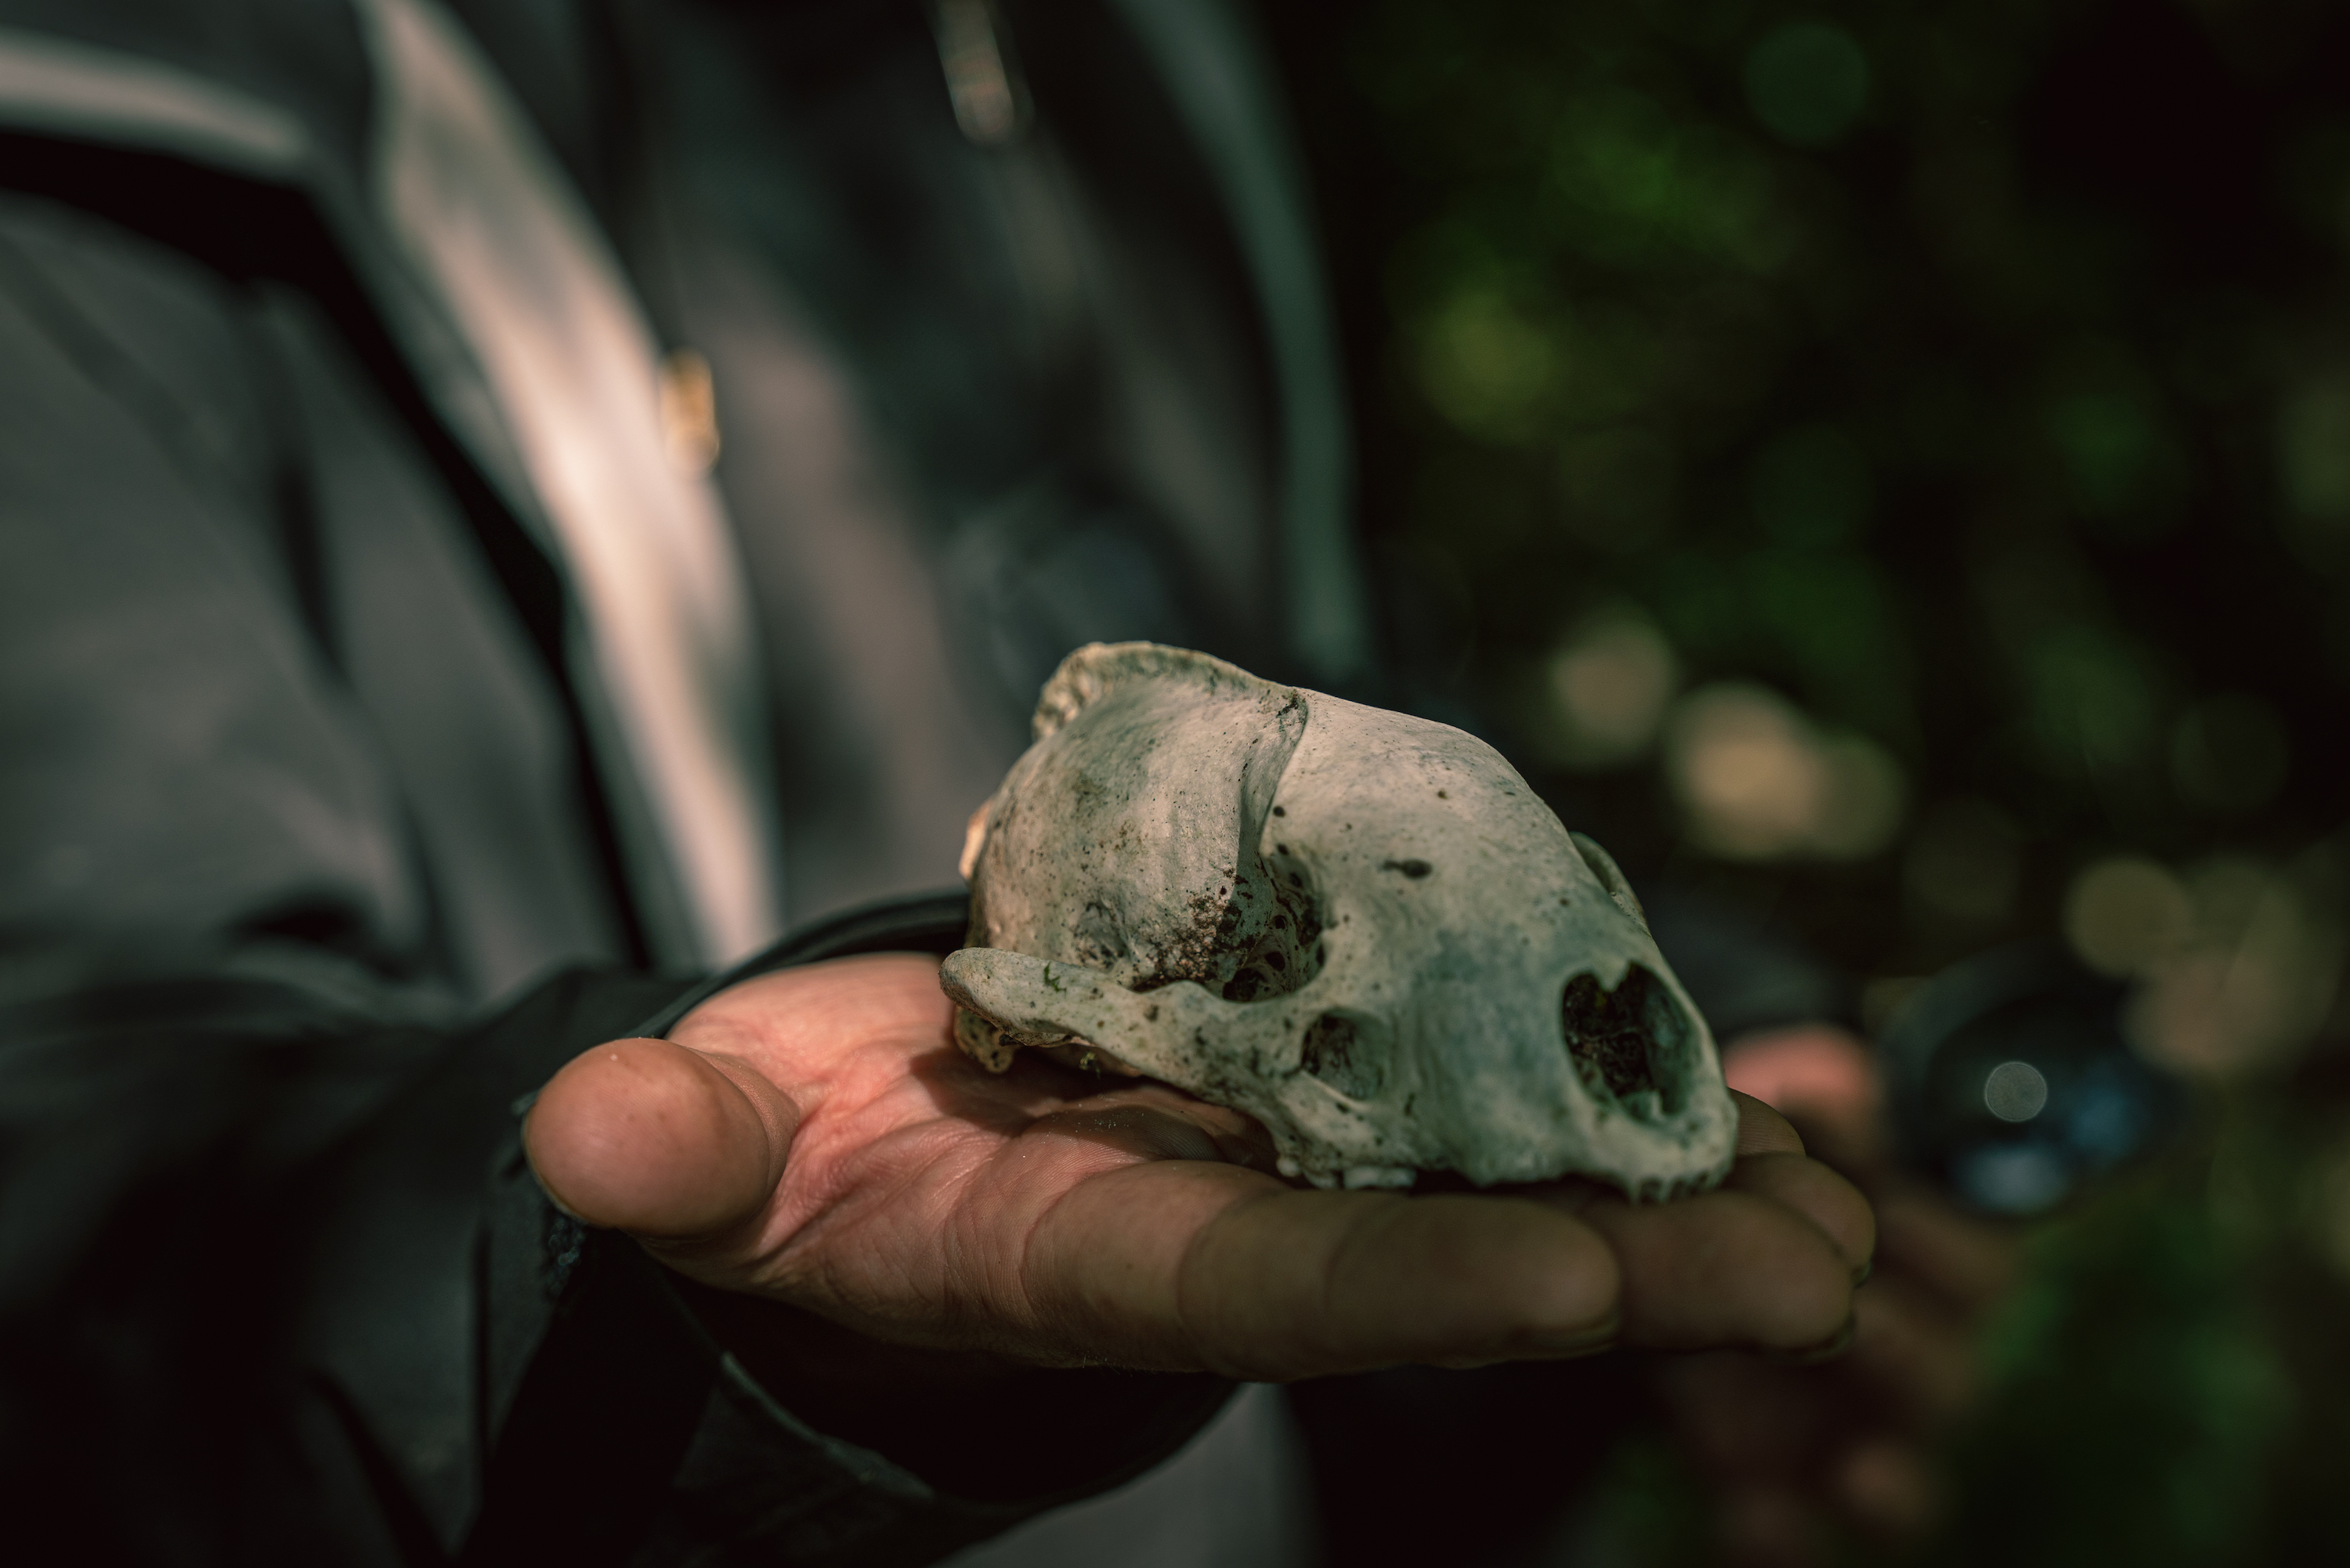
xmin=0 ymin=1 xmax=1361 ymax=1559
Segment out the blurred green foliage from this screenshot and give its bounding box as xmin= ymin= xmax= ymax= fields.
xmin=1278 ymin=0 xmax=2350 ymax=1558
xmin=1325 ymin=0 xmax=2350 ymax=974
xmin=1932 ymin=1169 xmax=2294 ymax=1566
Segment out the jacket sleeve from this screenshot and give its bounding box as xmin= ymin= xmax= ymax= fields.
xmin=470 ymin=907 xmax=1235 ymax=1568
xmin=0 ymin=190 xmax=1222 ymax=1566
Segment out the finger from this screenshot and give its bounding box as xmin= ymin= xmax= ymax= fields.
xmin=1873 ymin=1183 xmax=2019 ymax=1313
xmin=1657 ymin=1350 xmax=1831 ymax=1477
xmin=1841 ymin=1276 xmax=1979 ymax=1428
xmin=525 ymin=1037 xmax=799 ymax=1241
xmin=667 ymin=952 xmax=956 ymax=1103
xmin=1828 ymin=1436 xmax=1943 ymax=1541
xmin=1733 ymin=1089 xmax=1806 ymax=1158
xmin=1722 ymin=1025 xmax=1885 ymax=1172
xmin=1025 ymin=1162 xmax=1623 ymax=1378
xmin=1716 ymin=1483 xmax=1823 ymax=1568
xmin=1723 ymin=1151 xmax=1876 ymax=1278
xmin=1553 ymin=1183 xmax=1856 ymax=1353
xmin=1189 ymin=1187 xmax=1627 ymax=1375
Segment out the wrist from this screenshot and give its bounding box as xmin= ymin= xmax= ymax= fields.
xmin=667 ymin=1272 xmax=1231 ymax=1502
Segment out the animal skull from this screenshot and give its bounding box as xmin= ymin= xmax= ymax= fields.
xmin=941 ymin=643 xmax=1737 ymax=1198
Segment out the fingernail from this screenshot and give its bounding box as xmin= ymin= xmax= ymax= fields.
xmin=1525 ymin=1313 xmax=1622 ymax=1360
xmin=1767 ymin=1310 xmax=1858 ymax=1365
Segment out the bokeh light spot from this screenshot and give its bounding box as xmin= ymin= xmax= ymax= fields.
xmin=2303 ymin=1136 xmax=2350 ymax=1285
xmin=2028 ymin=627 xmax=2162 ymax=779
xmin=1663 ymin=684 xmax=1904 ymax=861
xmin=1951 ymin=1140 xmax=2068 ymax=1214
xmin=1417 ymin=291 xmax=1556 ymax=443
xmin=1544 ymin=609 xmax=1679 ymax=769
xmin=1983 ymin=1060 xmax=2050 ymax=1122
xmin=2126 ymin=858 xmax=2345 ymax=1082
xmin=2064 ymin=856 xmax=2190 ymax=977
xmin=2280 ymin=374 xmax=2350 ymax=518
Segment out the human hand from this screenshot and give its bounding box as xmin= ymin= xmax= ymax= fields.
xmin=522 ymin=954 xmax=1874 ymax=1381
xmin=1658 ymin=1025 xmax=2019 ymax=1565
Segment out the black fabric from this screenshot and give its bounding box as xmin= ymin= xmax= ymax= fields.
xmin=0 ymin=129 xmax=656 ymax=970
xmin=611 ymin=0 xmax=1297 ymax=920
xmin=0 ymin=146 xmax=1208 ymax=1568
xmin=632 ymin=891 xmax=975 ymax=1039
xmin=0 ymin=186 xmax=631 ymax=1007
xmin=0 ymin=2 xmax=1271 ymax=1558
xmin=1289 ymin=1353 xmax=1658 ymax=1568
xmin=0 ymin=966 xmax=684 ymax=1565
xmin=616 ymin=896 xmax=1232 ymax=1511
xmin=470 ymin=900 xmax=1231 ymax=1559
xmin=466 ymin=1241 xmax=728 ymax=1566
xmin=1 ymin=0 xmax=378 ymax=173
xmin=0 ymin=899 xmax=1229 ymax=1566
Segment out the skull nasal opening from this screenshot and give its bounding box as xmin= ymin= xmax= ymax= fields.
xmin=1561 ymin=964 xmax=1691 ymax=1118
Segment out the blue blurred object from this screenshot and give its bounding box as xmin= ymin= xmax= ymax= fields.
xmin=1880 ymin=942 xmax=2186 ymax=1216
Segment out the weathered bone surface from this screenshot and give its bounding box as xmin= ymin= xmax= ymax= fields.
xmin=941 ymin=643 xmax=1737 ymax=1198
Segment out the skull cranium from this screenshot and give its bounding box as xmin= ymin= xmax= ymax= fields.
xmin=941 ymin=643 xmax=1737 ymax=1198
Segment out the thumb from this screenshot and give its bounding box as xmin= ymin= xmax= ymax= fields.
xmin=523 ymin=1037 xmax=798 ymax=1241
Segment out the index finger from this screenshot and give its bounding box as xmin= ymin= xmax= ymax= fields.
xmin=1021 ymin=1160 xmax=1625 ymax=1380
xmin=1547 ymin=1178 xmax=1861 ymax=1353
xmin=1734 ymin=1089 xmax=1809 ymax=1158
xmin=1018 ymin=1125 xmax=1865 ymax=1375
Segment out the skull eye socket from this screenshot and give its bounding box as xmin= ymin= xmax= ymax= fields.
xmin=1219 ymin=856 xmax=1326 ymax=1003
xmin=1123 ymin=851 xmax=1328 ymax=1002
xmin=1561 ymin=964 xmax=1691 ymax=1118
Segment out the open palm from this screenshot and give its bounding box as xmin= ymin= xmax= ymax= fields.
xmin=526 ymin=952 xmax=1871 ymax=1381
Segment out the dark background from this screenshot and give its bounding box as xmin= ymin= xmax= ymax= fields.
xmin=1260 ymin=0 xmax=2350 ymax=1562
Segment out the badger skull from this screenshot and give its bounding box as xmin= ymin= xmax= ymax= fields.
xmin=941 ymin=643 xmax=1737 ymax=1198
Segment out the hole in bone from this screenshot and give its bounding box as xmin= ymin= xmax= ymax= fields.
xmin=1041 ymin=1040 xmax=1142 ymax=1077
xmin=1122 ymin=852 xmax=1326 ymax=1003
xmin=1560 ymin=963 xmax=1690 ymax=1117
xmin=1300 ymin=1012 xmax=1383 ymax=1100
xmin=1220 ymin=878 xmax=1322 ymax=1002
